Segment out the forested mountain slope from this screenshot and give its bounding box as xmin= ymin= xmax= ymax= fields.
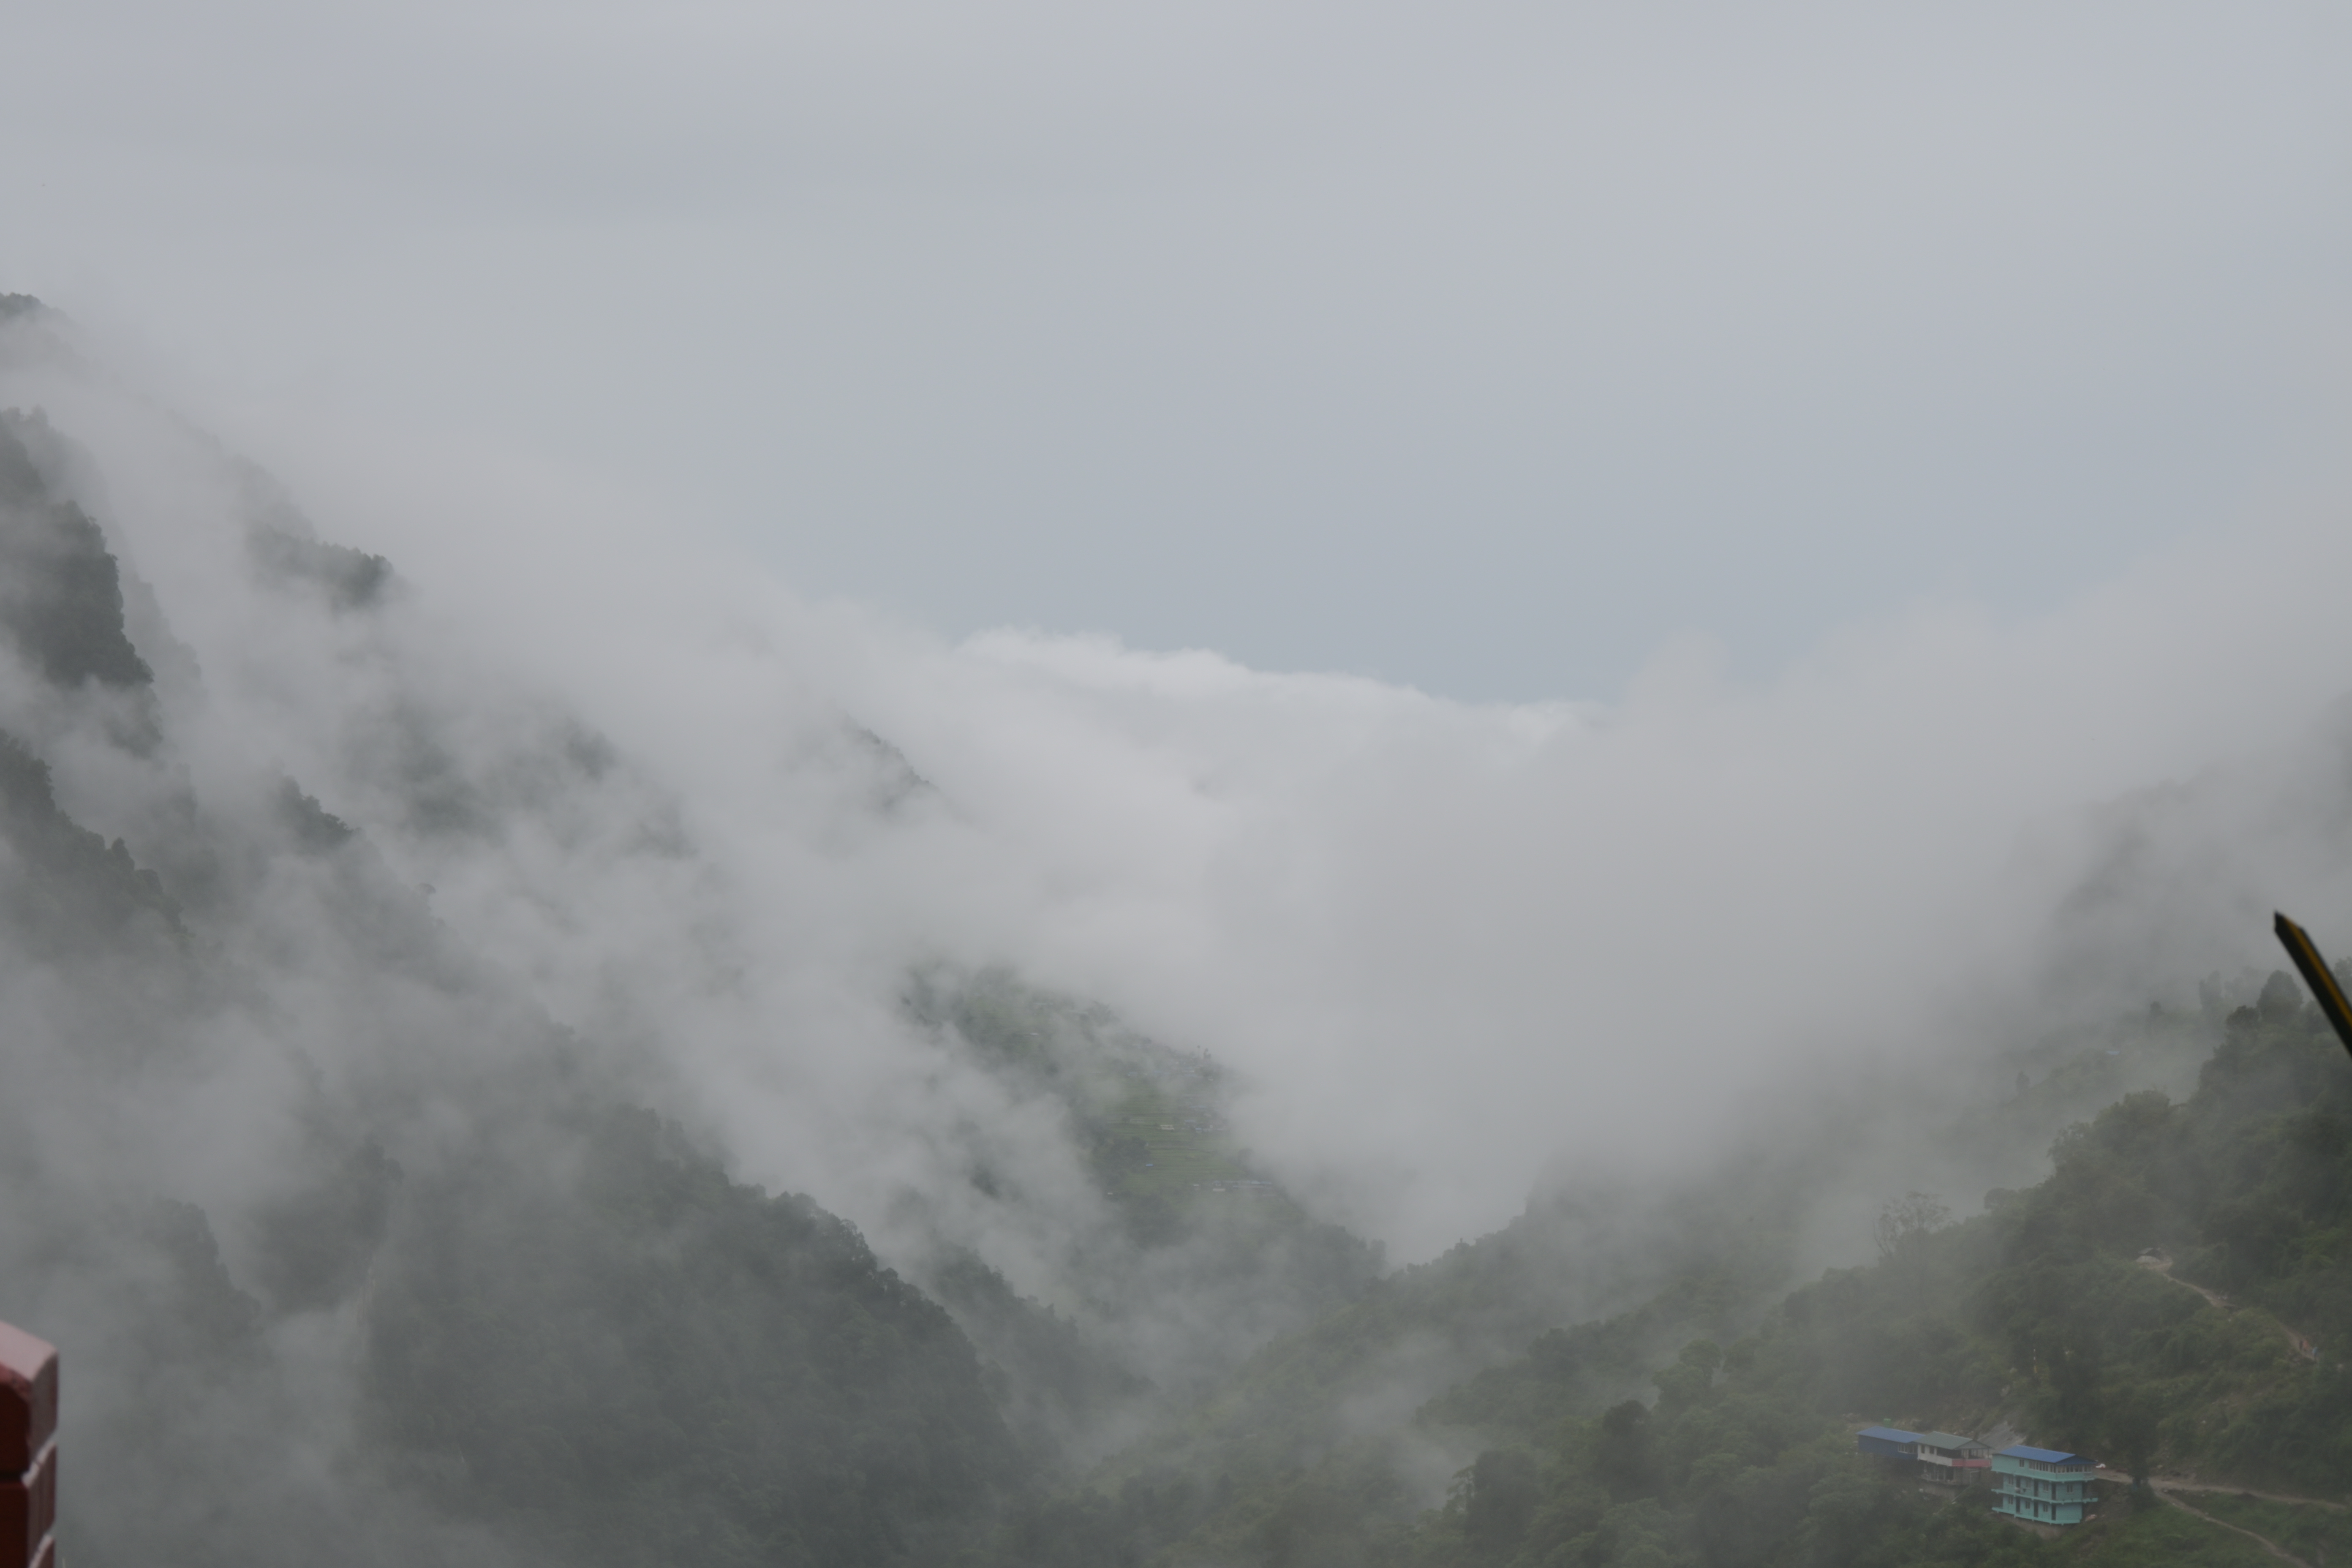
xmin=903 ymin=968 xmax=1385 ymax=1466
xmin=0 ymin=301 xmax=1384 ymax=1565
xmin=994 ymin=976 xmax=2352 ymax=1567
xmin=0 ymin=397 xmax=1031 ymax=1565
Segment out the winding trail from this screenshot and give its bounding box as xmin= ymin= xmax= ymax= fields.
xmin=2140 ymin=1252 xmax=2230 ymax=1309
xmin=2156 ymin=1480 xmax=2348 ymax=1514
xmin=2137 ymin=1253 xmax=2322 ymax=1362
xmin=2151 ymin=1484 xmax=2319 ymax=1567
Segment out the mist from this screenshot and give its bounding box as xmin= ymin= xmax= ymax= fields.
xmin=5 ymin=4 xmax=2352 ymax=1562
xmin=7 ymin=295 xmax=2350 ymax=1279
xmin=169 ymin=383 xmax=2352 ymax=1265
xmin=8 ymin=0 xmax=2349 ymax=697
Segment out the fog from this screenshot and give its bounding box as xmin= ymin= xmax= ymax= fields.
xmin=8 ymin=301 xmax=2350 ymax=1283
xmin=333 ymin=452 xmax=2352 ymax=1262
xmin=5 ymin=5 xmax=2352 ymax=1559
xmin=7 ymin=0 xmax=2349 ymax=696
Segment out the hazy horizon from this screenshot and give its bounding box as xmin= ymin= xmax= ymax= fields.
xmin=8 ymin=0 xmax=2349 ymax=702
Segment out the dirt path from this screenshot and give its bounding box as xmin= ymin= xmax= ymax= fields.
xmin=2156 ymin=1480 xmax=2348 ymax=1514
xmin=2138 ymin=1254 xmax=2322 ymax=1362
xmin=2154 ymin=1485 xmax=2318 ymax=1567
xmin=2140 ymin=1253 xmax=2230 ymax=1309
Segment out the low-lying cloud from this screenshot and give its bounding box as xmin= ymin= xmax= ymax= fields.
xmin=11 ymin=307 xmax=2348 ymax=1279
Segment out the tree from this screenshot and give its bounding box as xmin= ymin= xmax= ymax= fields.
xmin=1462 ymin=1448 xmax=1542 ymax=1552
xmin=2104 ymin=1383 xmax=2161 ymax=1488
xmin=1595 ymin=1399 xmax=1656 ymax=1500
xmin=1875 ymin=1192 xmax=1953 ymax=1261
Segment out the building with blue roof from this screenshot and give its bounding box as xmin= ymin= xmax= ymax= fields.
xmin=1991 ymin=1445 xmax=2096 ymax=1525
xmin=1855 ymin=1426 xmax=1921 ymax=1459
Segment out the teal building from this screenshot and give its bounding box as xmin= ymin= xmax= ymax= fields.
xmin=1991 ymin=1445 xmax=2096 ymax=1525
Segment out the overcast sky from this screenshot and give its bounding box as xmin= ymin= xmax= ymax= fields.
xmin=7 ymin=0 xmax=2348 ymax=700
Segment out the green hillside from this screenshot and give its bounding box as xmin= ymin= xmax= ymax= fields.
xmin=987 ymin=974 xmax=2352 ymax=1567
xmin=0 ymin=413 xmax=1024 ymax=1567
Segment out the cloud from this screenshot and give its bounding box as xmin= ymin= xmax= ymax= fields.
xmin=19 ymin=307 xmax=2346 ymax=1272
xmin=8 ymin=8 xmax=2351 ymax=1550
xmin=5 ymin=0 xmax=2347 ymax=696
xmin=807 ymin=522 xmax=2352 ymax=1256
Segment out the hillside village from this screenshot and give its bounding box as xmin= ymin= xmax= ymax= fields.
xmin=1855 ymin=1427 xmax=2099 ymax=1529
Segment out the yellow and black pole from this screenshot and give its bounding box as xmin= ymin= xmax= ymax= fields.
xmin=2273 ymin=912 xmax=2352 ymax=1060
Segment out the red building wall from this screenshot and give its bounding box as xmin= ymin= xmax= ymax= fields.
xmin=0 ymin=1322 xmax=57 ymax=1568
